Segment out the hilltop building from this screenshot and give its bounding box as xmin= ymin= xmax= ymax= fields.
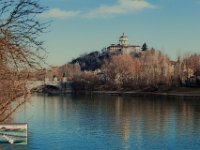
xmin=107 ymin=33 xmax=141 ymax=55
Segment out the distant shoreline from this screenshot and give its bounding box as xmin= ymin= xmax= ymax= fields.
xmin=36 ymin=87 xmax=200 ymax=98
xmin=91 ymin=90 xmax=200 ymax=98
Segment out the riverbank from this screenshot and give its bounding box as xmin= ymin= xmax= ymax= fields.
xmin=34 ymin=86 xmax=200 ymax=98
xmin=93 ymin=87 xmax=200 ymax=94
xmin=88 ymin=87 xmax=200 ymax=98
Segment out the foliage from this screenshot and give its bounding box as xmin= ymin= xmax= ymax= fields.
xmin=71 ymin=51 xmax=109 ymax=71
xmin=62 ymin=47 xmax=200 ymax=91
xmin=142 ymin=43 xmax=148 ymax=51
xmin=72 ymin=71 xmax=102 ymax=91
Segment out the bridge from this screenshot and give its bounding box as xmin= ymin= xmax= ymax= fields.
xmin=26 ymin=80 xmax=72 ymax=92
xmin=27 ymin=80 xmax=61 ymax=90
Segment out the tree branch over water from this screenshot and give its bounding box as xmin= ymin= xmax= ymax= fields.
xmin=0 ymin=0 xmax=47 ymax=122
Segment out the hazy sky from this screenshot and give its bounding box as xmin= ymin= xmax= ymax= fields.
xmin=40 ymin=0 xmax=200 ymax=66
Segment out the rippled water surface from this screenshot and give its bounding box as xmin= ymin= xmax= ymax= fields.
xmin=2 ymin=95 xmax=200 ymax=150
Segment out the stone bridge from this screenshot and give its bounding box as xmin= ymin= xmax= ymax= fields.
xmin=27 ymin=80 xmax=62 ymax=91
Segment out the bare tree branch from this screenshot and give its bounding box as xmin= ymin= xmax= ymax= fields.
xmin=0 ymin=0 xmax=48 ymax=122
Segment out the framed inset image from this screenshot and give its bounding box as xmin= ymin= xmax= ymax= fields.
xmin=0 ymin=123 xmax=27 ymax=145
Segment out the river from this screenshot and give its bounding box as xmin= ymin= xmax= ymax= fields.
xmin=1 ymin=94 xmax=200 ymax=150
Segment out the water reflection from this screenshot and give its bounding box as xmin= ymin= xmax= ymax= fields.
xmin=5 ymin=95 xmax=200 ymax=149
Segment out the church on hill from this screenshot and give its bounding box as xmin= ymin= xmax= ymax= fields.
xmin=107 ymin=33 xmax=141 ymax=55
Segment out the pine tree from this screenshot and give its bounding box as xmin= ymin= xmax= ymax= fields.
xmin=142 ymin=43 xmax=148 ymax=51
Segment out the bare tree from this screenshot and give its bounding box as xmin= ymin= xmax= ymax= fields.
xmin=0 ymin=0 xmax=47 ymax=122
xmin=102 ymin=54 xmax=139 ymax=89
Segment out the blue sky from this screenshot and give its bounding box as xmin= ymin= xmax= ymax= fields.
xmin=40 ymin=0 xmax=200 ymax=65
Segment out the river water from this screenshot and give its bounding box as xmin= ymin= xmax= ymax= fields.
xmin=2 ymin=94 xmax=200 ymax=150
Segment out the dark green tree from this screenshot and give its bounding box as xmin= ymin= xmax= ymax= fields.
xmin=142 ymin=43 xmax=148 ymax=51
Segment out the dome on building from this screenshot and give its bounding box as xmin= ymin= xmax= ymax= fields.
xmin=119 ymin=33 xmax=129 ymax=46
xmin=107 ymin=33 xmax=140 ymax=54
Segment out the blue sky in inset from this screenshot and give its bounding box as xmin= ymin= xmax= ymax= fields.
xmin=40 ymin=0 xmax=200 ymax=65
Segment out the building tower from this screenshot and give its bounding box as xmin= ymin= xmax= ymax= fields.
xmin=119 ymin=33 xmax=129 ymax=46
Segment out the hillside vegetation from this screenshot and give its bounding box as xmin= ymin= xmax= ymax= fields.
xmin=47 ymin=48 xmax=200 ymax=92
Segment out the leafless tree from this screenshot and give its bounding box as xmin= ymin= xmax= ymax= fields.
xmin=0 ymin=0 xmax=47 ymax=122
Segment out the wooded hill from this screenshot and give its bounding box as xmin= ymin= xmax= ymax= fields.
xmin=70 ymin=51 xmax=109 ymax=71
xmin=70 ymin=49 xmax=143 ymax=71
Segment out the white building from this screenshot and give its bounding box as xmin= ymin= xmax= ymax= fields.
xmin=107 ymin=33 xmax=141 ymax=55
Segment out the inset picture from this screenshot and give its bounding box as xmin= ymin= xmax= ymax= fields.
xmin=0 ymin=123 xmax=27 ymax=145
